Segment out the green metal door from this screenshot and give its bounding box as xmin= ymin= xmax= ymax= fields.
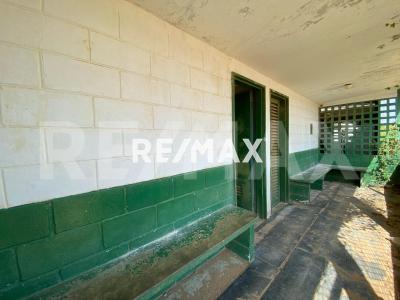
xmin=270 ymin=98 xmax=281 ymax=206
xmin=235 ymin=90 xmax=254 ymax=211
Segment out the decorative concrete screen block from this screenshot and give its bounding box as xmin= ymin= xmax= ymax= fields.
xmin=121 ymin=72 xmax=170 ymax=105
xmin=0 ymin=43 xmax=39 ymax=87
xmin=170 ymin=84 xmax=203 ymax=110
xmin=119 ymin=0 xmax=169 ymax=56
xmin=3 ymin=161 xmax=97 ymax=207
xmin=43 ymin=53 xmax=120 ymax=97
xmin=44 ymin=0 xmax=119 ymax=37
xmin=91 ymin=32 xmax=150 ymax=74
xmin=0 ymin=88 xmax=93 ymax=127
xmin=94 ymin=98 xmax=153 ymax=129
xmin=0 ymin=128 xmax=43 ymax=168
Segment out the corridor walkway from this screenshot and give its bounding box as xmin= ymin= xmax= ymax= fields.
xmin=220 ymin=182 xmax=400 ymax=300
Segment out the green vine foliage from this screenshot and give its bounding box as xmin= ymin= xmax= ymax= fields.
xmin=363 ymin=123 xmax=400 ymax=186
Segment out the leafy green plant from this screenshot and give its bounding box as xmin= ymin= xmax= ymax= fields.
xmin=364 ymin=123 xmax=400 ymax=186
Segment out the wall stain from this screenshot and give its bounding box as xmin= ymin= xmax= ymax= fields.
xmin=377 ymin=44 xmax=386 ymax=50
xmin=238 ymin=6 xmax=253 ymax=18
xmin=392 ymin=34 xmax=400 ymax=42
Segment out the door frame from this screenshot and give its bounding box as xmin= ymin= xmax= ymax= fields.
xmin=270 ymin=90 xmax=289 ymax=204
xmin=231 ymin=72 xmax=267 ymax=218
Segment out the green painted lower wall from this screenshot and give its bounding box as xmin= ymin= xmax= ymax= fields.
xmin=288 ymin=148 xmax=319 ymax=177
xmin=0 ymin=165 xmax=234 ymax=299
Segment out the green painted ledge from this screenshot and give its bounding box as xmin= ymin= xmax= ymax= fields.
xmin=0 ymin=164 xmax=235 ymax=299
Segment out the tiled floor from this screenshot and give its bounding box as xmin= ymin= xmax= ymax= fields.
xmin=220 ymin=182 xmax=400 ymax=300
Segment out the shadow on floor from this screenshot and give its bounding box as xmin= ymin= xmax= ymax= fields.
xmin=219 ymin=181 xmax=400 ymax=300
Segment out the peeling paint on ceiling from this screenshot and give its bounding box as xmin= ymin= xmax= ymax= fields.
xmin=129 ymin=0 xmax=400 ymax=104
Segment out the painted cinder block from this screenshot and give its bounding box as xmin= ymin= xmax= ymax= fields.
xmin=44 ymin=0 xmax=119 ymax=37
xmin=203 ymin=93 xmax=231 ymax=114
xmin=153 ymin=106 xmax=191 ymax=130
xmin=43 ymin=53 xmax=120 ymax=97
xmin=0 ymin=249 xmax=19 ymax=289
xmin=173 ymin=171 xmax=205 ymax=197
xmin=157 ymin=193 xmax=196 ymax=226
xmin=41 ymin=16 xmax=90 ymax=60
xmin=0 ymin=4 xmax=90 ymax=59
xmin=6 ymin=0 xmax=41 ymax=10
xmin=95 ymin=98 xmax=153 ymax=129
xmin=119 ymin=0 xmax=168 ymax=56
xmin=151 ymin=55 xmax=190 ymax=86
xmin=170 ymin=84 xmax=203 ymax=110
xmin=203 ymin=49 xmax=230 ymax=79
xmin=17 ymin=223 xmax=103 ymax=280
xmin=121 ymin=71 xmax=170 ymax=105
xmin=219 ymin=115 xmax=233 ymax=132
xmin=102 ymin=207 xmax=157 ymax=248
xmin=190 ymin=68 xmax=221 ymax=95
xmin=195 ymin=185 xmax=220 ymax=210
xmin=168 ymin=29 xmax=204 ymax=69
xmin=1 ymin=88 xmax=93 ymax=127
xmin=0 ymin=271 xmax=60 ymax=300
xmin=53 ymin=187 xmax=125 ymax=233
xmin=3 ymin=161 xmax=97 ymax=207
xmin=0 ymin=43 xmax=39 ymax=87
xmin=0 ymin=3 xmax=42 ymax=48
xmin=0 ymin=202 xmax=50 ymax=250
xmin=0 ymin=128 xmax=43 ymax=168
xmin=91 ymin=32 xmax=150 ymax=74
xmin=45 ymin=128 xmax=123 ymax=162
xmin=126 ymin=177 xmax=173 ymax=211
xmin=60 ymin=243 xmax=129 ymax=280
xmin=0 ymin=175 xmax=6 ymax=209
xmin=205 ymin=165 xmax=233 ymax=187
xmin=97 ymin=157 xmax=155 ymax=189
xmin=192 ymin=111 xmax=219 ymax=132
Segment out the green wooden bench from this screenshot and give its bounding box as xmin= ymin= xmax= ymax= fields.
xmin=29 ymin=205 xmax=257 ymax=300
xmin=289 ymin=164 xmax=332 ymax=201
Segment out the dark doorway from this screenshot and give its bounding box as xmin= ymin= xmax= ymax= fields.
xmin=270 ymin=91 xmax=289 ymax=207
xmin=232 ymin=73 xmax=266 ymax=218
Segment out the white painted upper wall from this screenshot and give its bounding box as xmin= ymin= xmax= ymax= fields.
xmin=0 ymin=0 xmax=319 ymax=208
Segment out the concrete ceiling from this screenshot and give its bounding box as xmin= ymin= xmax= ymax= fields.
xmin=129 ymin=0 xmax=400 ymax=104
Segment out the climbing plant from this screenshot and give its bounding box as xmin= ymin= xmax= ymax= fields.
xmin=363 ymin=123 xmax=400 ymax=186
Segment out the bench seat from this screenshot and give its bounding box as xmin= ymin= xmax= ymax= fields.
xmin=30 ymin=205 xmax=257 ymax=300
xmin=289 ymin=164 xmax=332 ymax=201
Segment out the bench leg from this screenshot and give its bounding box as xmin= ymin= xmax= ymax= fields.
xmin=311 ymin=178 xmax=324 ymax=191
xmin=226 ymin=225 xmax=255 ymax=262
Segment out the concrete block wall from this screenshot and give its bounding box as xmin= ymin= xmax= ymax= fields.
xmin=0 ymin=0 xmax=319 ymax=209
